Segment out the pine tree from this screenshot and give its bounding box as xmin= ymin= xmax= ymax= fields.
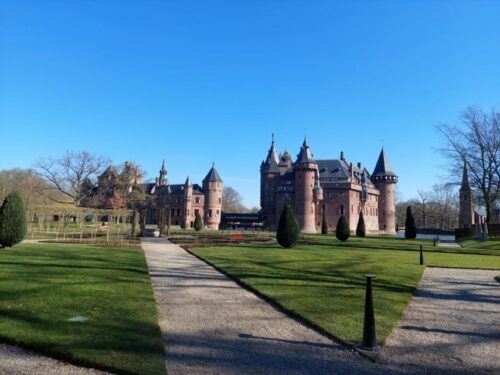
xmin=336 ymin=215 xmax=350 ymax=242
xmin=0 ymin=191 xmax=27 ymax=248
xmin=405 ymin=206 xmax=417 ymax=239
xmin=321 ymin=211 xmax=328 ymax=235
xmin=194 ymin=211 xmax=203 ymax=231
xmin=276 ymin=204 xmax=300 ymax=248
xmin=356 ymin=211 xmax=366 ymax=237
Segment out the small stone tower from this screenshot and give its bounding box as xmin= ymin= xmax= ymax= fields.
xmin=371 ymin=148 xmax=398 ymax=234
xmin=260 ymin=134 xmax=281 ymax=229
xmin=158 ymin=160 xmax=168 ymax=186
xmin=459 ymin=161 xmax=474 ymax=228
xmin=203 ymin=164 xmax=223 ymax=229
xmin=294 ymin=138 xmax=318 ymax=233
xmin=182 ymin=176 xmax=193 ymax=229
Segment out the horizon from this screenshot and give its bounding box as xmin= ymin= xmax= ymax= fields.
xmin=1 ymin=1 xmax=499 ymax=207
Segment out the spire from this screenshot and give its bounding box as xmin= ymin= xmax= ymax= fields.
xmin=203 ymin=164 xmax=223 ymax=182
xmin=184 ymin=176 xmax=192 ymax=187
xmin=296 ymin=137 xmax=316 ymax=164
xmin=262 ymin=134 xmax=280 ymax=173
xmin=461 ymin=160 xmax=471 ymax=191
xmin=371 ymin=148 xmax=397 ymax=182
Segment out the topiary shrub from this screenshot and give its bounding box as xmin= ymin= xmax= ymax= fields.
xmin=405 ymin=206 xmax=417 ymax=239
xmin=336 ymin=215 xmax=350 ymax=242
xmin=321 ymin=211 xmax=328 ymax=235
xmin=0 ymin=191 xmax=27 ymax=248
xmin=356 ymin=211 xmax=366 ymax=237
xmin=194 ymin=212 xmax=203 ymax=231
xmin=276 ymin=204 xmax=300 ymax=248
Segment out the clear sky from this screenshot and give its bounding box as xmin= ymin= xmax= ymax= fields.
xmin=1 ymin=0 xmax=499 ymax=207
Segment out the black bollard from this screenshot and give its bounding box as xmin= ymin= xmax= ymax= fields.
xmin=361 ymin=275 xmax=378 ymax=350
xmin=419 ymin=245 xmax=424 ymax=265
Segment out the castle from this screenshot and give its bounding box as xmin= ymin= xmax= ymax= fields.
xmin=260 ymin=136 xmax=398 ymax=234
xmin=143 ymin=161 xmax=224 ymax=229
xmin=84 ymin=161 xmax=223 ymax=229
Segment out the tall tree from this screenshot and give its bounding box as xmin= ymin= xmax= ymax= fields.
xmin=222 ymin=186 xmax=248 ymax=213
xmin=0 ymin=192 xmax=27 ymax=248
xmin=36 ymin=150 xmax=110 ymax=206
xmin=356 ymin=211 xmax=366 ymax=237
xmin=437 ymin=107 xmax=499 ymax=222
xmin=336 ymin=215 xmax=350 ymax=242
xmin=321 ymin=211 xmax=328 ymax=235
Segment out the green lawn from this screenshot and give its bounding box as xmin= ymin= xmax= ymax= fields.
xmin=458 ymin=236 xmax=500 ymax=250
xmin=0 ymin=243 xmax=165 ymax=375
xmin=189 ymin=239 xmax=500 ymax=346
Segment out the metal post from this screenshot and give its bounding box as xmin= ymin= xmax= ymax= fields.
xmin=419 ymin=245 xmax=424 ymax=265
xmin=361 ymin=274 xmax=378 ymax=350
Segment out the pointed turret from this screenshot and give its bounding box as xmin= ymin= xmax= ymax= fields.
xmin=371 ymin=148 xmax=398 ymax=234
xmin=295 ymin=137 xmax=316 ymax=164
xmin=184 ymin=176 xmax=192 ymax=187
xmin=371 ymin=148 xmax=397 ymax=181
xmin=159 ymin=160 xmax=168 ymax=186
xmin=261 ymin=134 xmax=280 ymax=174
xmin=203 ymin=163 xmax=223 ymax=183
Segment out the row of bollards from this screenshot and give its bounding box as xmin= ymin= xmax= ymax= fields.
xmin=361 ymin=245 xmax=425 ymax=351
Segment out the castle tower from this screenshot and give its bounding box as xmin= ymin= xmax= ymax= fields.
xmin=459 ymin=161 xmax=474 ymax=228
xmin=371 ymin=148 xmax=398 ymax=234
xmin=294 ymin=138 xmax=318 ymax=233
xmin=182 ymin=176 xmax=193 ymax=229
xmin=260 ymin=134 xmax=281 ymax=229
xmin=158 ymin=160 xmax=168 ymax=186
xmin=203 ymin=164 xmax=223 ymax=229
xmin=278 ymin=149 xmax=292 ymax=173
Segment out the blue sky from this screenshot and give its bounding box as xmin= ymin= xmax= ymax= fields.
xmin=1 ymin=0 xmax=499 ymax=207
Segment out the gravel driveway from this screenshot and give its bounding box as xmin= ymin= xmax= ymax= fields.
xmin=380 ymin=267 xmax=500 ymax=374
xmin=142 ymin=237 xmax=404 ymax=375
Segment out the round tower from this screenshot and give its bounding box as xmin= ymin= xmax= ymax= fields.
xmin=371 ymin=148 xmax=398 ymax=234
xmin=203 ymin=164 xmax=223 ymax=229
xmin=294 ymin=138 xmax=318 ymax=233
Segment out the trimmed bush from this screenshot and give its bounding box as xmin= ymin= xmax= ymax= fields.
xmin=405 ymin=206 xmax=417 ymax=239
xmin=336 ymin=215 xmax=350 ymax=242
xmin=321 ymin=211 xmax=328 ymax=235
xmin=277 ymin=204 xmax=300 ymax=248
xmin=0 ymin=191 xmax=27 ymax=248
xmin=356 ymin=211 xmax=366 ymax=237
xmin=194 ymin=212 xmax=203 ymax=231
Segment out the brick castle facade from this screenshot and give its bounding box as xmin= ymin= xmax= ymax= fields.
xmin=260 ymin=136 xmax=398 ymax=234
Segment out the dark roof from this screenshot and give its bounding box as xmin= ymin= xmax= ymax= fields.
xmin=295 ymin=138 xmax=316 ymax=163
xmin=203 ymin=165 xmax=223 ymax=182
xmin=460 ymin=161 xmax=471 ymax=190
xmin=316 ymin=159 xmax=350 ymax=179
xmin=262 ymin=136 xmax=281 ymax=173
xmin=371 ymin=148 xmax=396 ymax=178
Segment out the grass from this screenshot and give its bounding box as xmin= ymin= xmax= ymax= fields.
xmin=189 ymin=238 xmax=500 ymax=346
xmin=0 ymin=243 xmax=166 ymax=375
xmin=458 ymin=236 xmax=500 ymax=250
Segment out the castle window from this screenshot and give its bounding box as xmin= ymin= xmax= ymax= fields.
xmin=176 ymin=209 xmax=181 ymax=216
xmin=195 ymin=209 xmax=199 ymax=217
xmin=209 ymin=209 xmax=213 ymax=217
xmin=216 ymin=210 xmax=220 ymax=217
xmin=195 ymin=197 xmax=200 ymax=204
xmin=218 ymin=197 xmax=222 ymax=204
xmin=171 ymin=209 xmax=175 ymax=216
xmin=340 ymin=205 xmax=344 ymax=215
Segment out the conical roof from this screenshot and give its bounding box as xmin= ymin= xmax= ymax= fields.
xmin=184 ymin=176 xmax=192 ymax=187
xmin=371 ymin=148 xmax=396 ymax=178
xmin=203 ymin=164 xmax=223 ymax=182
xmin=295 ymin=138 xmax=316 ymax=163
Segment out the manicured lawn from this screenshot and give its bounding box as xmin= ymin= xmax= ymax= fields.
xmin=189 ymin=240 xmax=500 ymax=346
xmin=458 ymin=236 xmax=500 ymax=251
xmin=302 ymin=234 xmax=500 ymax=255
xmin=0 ymin=243 xmax=165 ymax=375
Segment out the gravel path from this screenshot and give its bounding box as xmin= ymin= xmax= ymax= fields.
xmin=141 ymin=237 xmax=403 ymax=375
xmin=0 ymin=343 xmax=109 ymax=375
xmin=380 ymin=267 xmax=500 ymax=375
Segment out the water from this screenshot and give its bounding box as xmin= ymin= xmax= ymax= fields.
xmin=396 ymin=232 xmax=456 ymax=241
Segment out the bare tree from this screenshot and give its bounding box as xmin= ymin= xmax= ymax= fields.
xmin=437 ymin=107 xmax=499 ymax=222
xmin=431 ymin=184 xmax=459 ymax=230
xmin=222 ymin=186 xmax=248 ymax=213
xmin=416 ymin=190 xmax=432 ymax=229
xmin=36 ymin=150 xmax=110 ymax=206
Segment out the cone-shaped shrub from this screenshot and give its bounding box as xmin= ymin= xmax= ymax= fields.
xmin=194 ymin=212 xmax=203 ymax=231
xmin=321 ymin=211 xmax=328 ymax=235
xmin=0 ymin=191 xmax=27 ymax=248
xmin=336 ymin=215 xmax=350 ymax=242
xmin=356 ymin=211 xmax=366 ymax=237
xmin=276 ymin=204 xmax=300 ymax=248
xmin=405 ymin=206 xmax=417 ymax=239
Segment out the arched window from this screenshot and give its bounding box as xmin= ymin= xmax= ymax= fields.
xmin=340 ymin=204 xmax=344 ymax=215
